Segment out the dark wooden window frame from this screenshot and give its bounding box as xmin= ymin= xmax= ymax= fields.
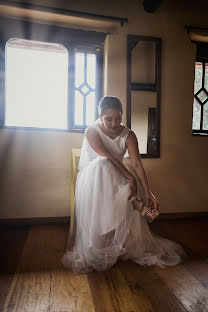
xmin=0 ymin=16 xmax=106 ymax=132
xmin=127 ymin=34 xmax=162 ymax=158
xmin=192 ymin=56 xmax=208 ymax=136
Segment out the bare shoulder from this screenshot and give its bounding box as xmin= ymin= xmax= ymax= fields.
xmin=126 ymin=129 xmax=138 ymax=144
xmin=85 ymin=125 xmax=100 ymax=142
xmin=85 ymin=126 xmax=96 ymax=136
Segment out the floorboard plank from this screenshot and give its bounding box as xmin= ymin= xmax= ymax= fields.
xmin=118 ymin=260 xmax=187 ymax=312
xmin=1 ymin=220 xmax=208 ymax=312
xmin=151 ymin=220 xmax=208 ymax=289
xmin=0 ymin=226 xmax=29 ymax=310
xmin=155 ymin=264 xmax=208 ymax=312
xmin=2 ymin=225 xmax=95 ymax=312
xmin=88 ymin=263 xmax=154 ymax=312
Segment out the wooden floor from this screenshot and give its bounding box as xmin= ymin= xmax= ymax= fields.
xmin=0 ymin=218 xmax=208 ymax=312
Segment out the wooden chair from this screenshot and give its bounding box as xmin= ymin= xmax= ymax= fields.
xmin=70 ymin=148 xmax=81 ymax=236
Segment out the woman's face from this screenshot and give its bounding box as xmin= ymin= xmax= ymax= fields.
xmin=100 ymin=108 xmax=122 ymax=133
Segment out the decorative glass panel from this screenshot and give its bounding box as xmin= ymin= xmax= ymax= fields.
xmin=87 ymin=54 xmax=96 ymax=89
xmin=194 ymin=62 xmax=202 ymax=93
xmin=81 ymin=85 xmax=90 ymax=94
xmin=197 ymin=90 xmax=208 ymax=103
xmin=75 ymin=90 xmax=83 ymax=125
xmin=5 ymin=38 xmax=68 ymax=129
xmin=75 ymin=53 xmax=84 ymax=88
xmin=192 ymin=99 xmax=201 ymax=130
xmin=74 ymin=51 xmax=97 ymax=127
xmin=203 ymin=103 xmax=208 ymax=130
xmin=86 ymin=92 xmax=95 ymax=125
xmin=204 ymin=63 xmax=208 ymax=92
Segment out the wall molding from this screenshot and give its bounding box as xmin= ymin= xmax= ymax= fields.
xmin=0 ymin=212 xmax=208 ymax=227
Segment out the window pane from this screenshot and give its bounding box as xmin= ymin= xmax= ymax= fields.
xmin=203 ymin=103 xmax=208 ymax=130
xmin=74 ymin=51 xmax=97 ymax=127
xmin=197 ymin=90 xmax=208 ymax=103
xmin=75 ymin=90 xmax=83 ymax=125
xmin=86 ymin=92 xmax=95 ymax=125
xmin=75 ymin=53 xmax=84 ymax=88
xmin=205 ymin=63 xmax=208 ymax=92
xmin=192 ymin=99 xmax=201 ymax=130
xmin=194 ymin=62 xmax=202 ymax=93
xmin=5 ymin=39 xmax=68 ymax=129
xmin=87 ymin=54 xmax=96 ymax=89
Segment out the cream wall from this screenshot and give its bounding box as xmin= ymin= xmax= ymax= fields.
xmin=1 ymin=0 xmax=208 ymax=218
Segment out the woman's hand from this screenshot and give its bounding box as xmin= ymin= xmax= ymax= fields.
xmin=145 ymin=191 xmax=159 ymax=210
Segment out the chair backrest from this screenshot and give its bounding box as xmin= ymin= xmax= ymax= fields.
xmin=70 ymin=148 xmax=81 ymax=235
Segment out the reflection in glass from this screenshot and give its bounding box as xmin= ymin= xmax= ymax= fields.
xmin=131 ymin=41 xmax=156 ymax=84
xmin=131 ymin=91 xmax=156 ymax=154
xmin=192 ymin=99 xmax=201 ymax=130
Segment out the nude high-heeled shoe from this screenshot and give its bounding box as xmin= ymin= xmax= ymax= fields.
xmin=129 ymin=196 xmax=159 ymax=223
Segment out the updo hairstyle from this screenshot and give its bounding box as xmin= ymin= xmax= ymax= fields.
xmin=98 ymin=96 xmax=123 ymax=116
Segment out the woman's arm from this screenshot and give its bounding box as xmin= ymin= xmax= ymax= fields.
xmin=126 ymin=130 xmax=159 ymax=210
xmin=86 ymin=127 xmax=137 ymax=195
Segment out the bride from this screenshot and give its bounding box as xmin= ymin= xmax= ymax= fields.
xmin=62 ymin=96 xmax=186 ymax=274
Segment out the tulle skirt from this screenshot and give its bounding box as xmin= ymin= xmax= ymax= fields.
xmin=61 ymin=157 xmax=186 ymax=274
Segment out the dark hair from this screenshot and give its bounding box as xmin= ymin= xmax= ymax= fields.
xmin=98 ymin=96 xmax=123 ymax=116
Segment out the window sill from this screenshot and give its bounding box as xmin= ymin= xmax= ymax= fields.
xmin=0 ymin=125 xmax=85 ymax=133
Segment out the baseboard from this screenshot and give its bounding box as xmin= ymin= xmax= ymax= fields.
xmin=158 ymin=211 xmax=208 ymax=221
xmin=0 ymin=212 xmax=208 ymax=227
xmin=0 ymin=216 xmax=70 ymax=227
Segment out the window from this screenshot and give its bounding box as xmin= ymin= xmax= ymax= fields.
xmin=192 ymin=42 xmax=208 ymax=135
xmin=0 ymin=17 xmax=106 ymax=132
xmin=73 ymin=50 xmax=98 ymax=129
xmin=192 ymin=60 xmax=208 ymax=135
xmin=6 ymin=39 xmax=68 ymax=129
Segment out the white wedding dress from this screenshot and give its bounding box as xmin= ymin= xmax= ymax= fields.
xmin=62 ymin=121 xmax=186 ymax=274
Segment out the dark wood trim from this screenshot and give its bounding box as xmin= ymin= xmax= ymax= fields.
xmin=157 ymin=212 xmax=208 ymax=221
xmin=156 ymin=38 xmax=162 ymax=158
xmin=192 ymin=130 xmax=208 ymax=135
xmin=0 ymin=216 xmax=70 ymax=227
xmin=1 ymin=212 xmax=208 ymax=227
xmin=185 ymin=25 xmax=208 ymax=33
xmin=131 ymin=83 xmax=156 ymax=92
xmin=0 ymin=0 xmax=128 ymax=26
xmin=127 ymin=37 xmax=132 ymax=129
xmin=127 ymin=35 xmax=162 ymax=158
